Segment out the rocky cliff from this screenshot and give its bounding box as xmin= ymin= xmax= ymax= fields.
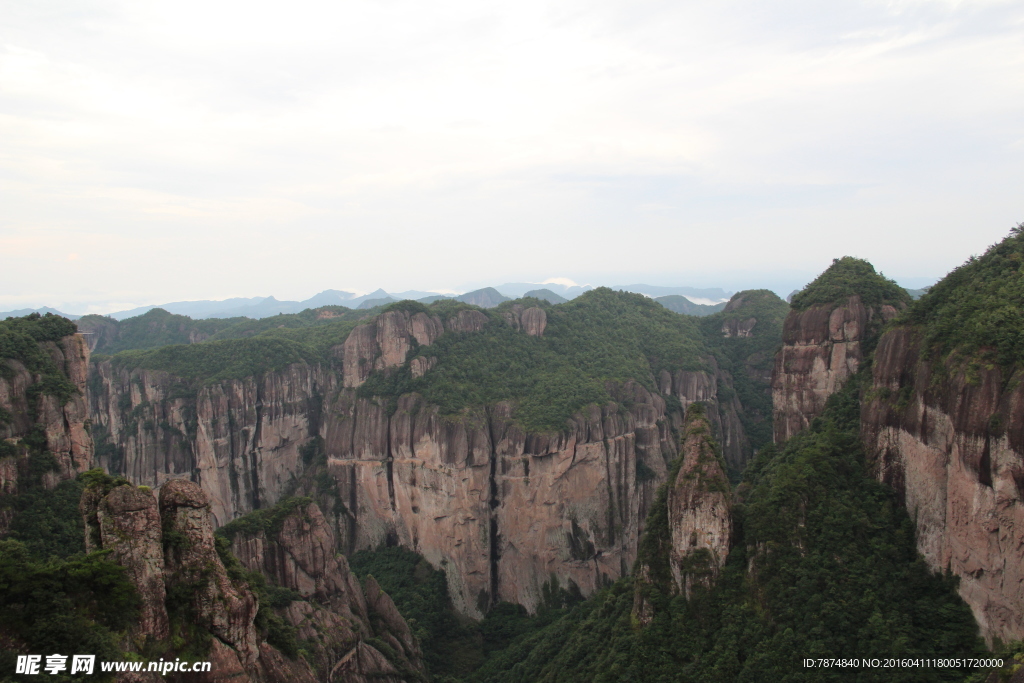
xmin=772 ymin=258 xmax=909 ymax=443
xmin=668 ymin=409 xmax=731 ymax=598
xmin=861 ymin=228 xmax=1024 ymax=645
xmin=89 ymin=294 xmax=751 ymax=618
xmin=631 ymin=406 xmax=730 ymax=625
xmin=701 ymin=290 xmax=789 ymax=473
xmin=1 ymin=314 xmax=93 ymax=498
xmin=224 ymin=498 xmax=424 ymax=681
xmin=863 ymin=328 xmax=1024 ymax=645
xmin=81 ymin=477 xmax=424 ymax=682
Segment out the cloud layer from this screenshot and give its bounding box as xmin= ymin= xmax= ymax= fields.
xmin=2 ymin=0 xmax=1022 ymax=311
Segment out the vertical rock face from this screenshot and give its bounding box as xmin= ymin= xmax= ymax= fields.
xmin=668 ymin=412 xmax=731 ymax=598
xmin=502 ymin=305 xmax=547 ymax=337
xmin=631 ymin=407 xmax=731 ymax=625
xmin=229 ymin=501 xmax=371 ymax=629
xmin=81 ymin=478 xmax=280 ymax=681
xmin=1 ymin=333 xmax=93 ymax=485
xmin=89 ymin=357 xmax=706 ymax=617
xmin=772 ymin=295 xmax=898 ymax=442
xmin=342 ymin=310 xmax=444 ymax=388
xmin=89 ymin=362 xmax=326 ymax=526
xmin=323 ymin=381 xmax=678 ymax=617
xmin=490 ymin=382 xmax=675 ymax=614
xmin=863 ymin=327 xmax=1024 ymax=645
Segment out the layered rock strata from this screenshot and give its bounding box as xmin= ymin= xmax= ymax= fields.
xmin=772 ymin=295 xmax=898 ymax=442
xmin=323 ymin=380 xmax=680 ymax=617
xmin=863 ymin=327 xmax=1024 ymax=645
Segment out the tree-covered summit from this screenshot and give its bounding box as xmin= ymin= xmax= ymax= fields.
xmin=904 ymin=223 xmax=1024 ymax=369
xmin=790 ymin=257 xmax=911 ymax=312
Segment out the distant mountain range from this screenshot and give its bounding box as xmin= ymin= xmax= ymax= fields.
xmin=3 ymin=281 xmax=737 ymax=321
xmin=0 ymin=306 xmax=81 ymax=320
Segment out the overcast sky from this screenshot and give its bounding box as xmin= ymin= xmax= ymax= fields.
xmin=2 ymin=0 xmax=1022 ymax=313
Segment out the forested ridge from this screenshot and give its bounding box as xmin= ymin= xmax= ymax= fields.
xmin=7 ymin=239 xmax=1024 ymax=681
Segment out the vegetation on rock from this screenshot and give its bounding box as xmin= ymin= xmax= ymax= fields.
xmin=77 ymin=308 xmax=246 ymax=354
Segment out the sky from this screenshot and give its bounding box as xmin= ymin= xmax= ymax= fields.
xmin=2 ymin=0 xmax=1022 ymax=313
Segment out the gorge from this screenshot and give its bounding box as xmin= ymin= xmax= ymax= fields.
xmin=3 ymin=230 xmax=1024 ymax=680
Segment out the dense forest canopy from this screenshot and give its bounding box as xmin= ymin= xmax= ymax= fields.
xmin=904 ymin=223 xmax=1024 ymax=369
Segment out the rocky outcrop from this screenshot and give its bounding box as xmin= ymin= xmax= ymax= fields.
xmin=230 ymin=501 xmax=363 ymax=608
xmin=502 ymin=305 xmax=547 ymax=337
xmin=668 ymin=412 xmax=731 ymax=598
xmin=82 ymin=479 xmax=423 ymax=682
xmin=81 ymin=483 xmax=170 ymax=643
xmin=631 ymin=407 xmax=731 ymax=624
xmin=342 ymin=310 xmax=444 ymax=389
xmin=160 ymin=480 xmax=261 ymax=666
xmin=225 ymin=499 xmax=425 ymax=681
xmin=81 ymin=478 xmax=278 ymax=680
xmin=772 ymin=295 xmax=898 ymax=442
xmin=0 ymin=333 xmax=93 ymax=487
xmin=331 ymin=642 xmax=410 ymax=683
xmin=863 ymin=326 xmax=1024 ymax=645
